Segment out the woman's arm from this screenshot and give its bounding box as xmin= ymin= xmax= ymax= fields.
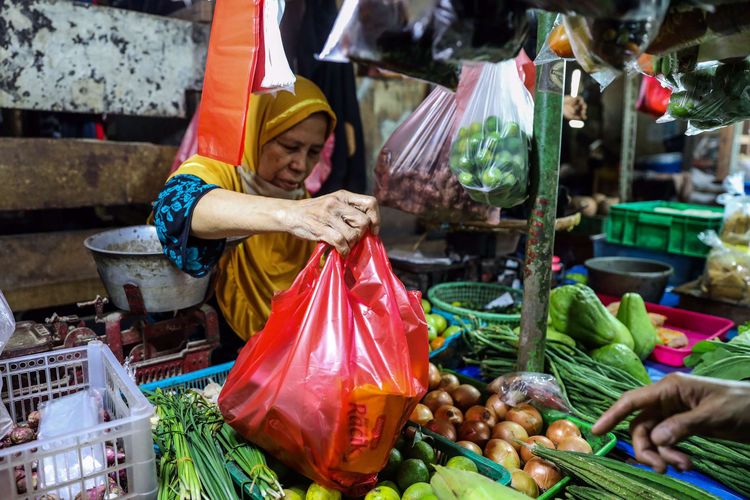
xmin=192 ymin=189 xmax=380 ymax=256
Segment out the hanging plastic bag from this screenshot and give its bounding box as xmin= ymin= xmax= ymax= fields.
xmin=0 ymin=291 xmax=14 ymax=440
xmin=534 ymin=14 xmax=575 ymax=66
xmin=718 ymin=173 xmax=750 ymax=247
xmin=449 ymin=60 xmax=533 ymax=208
xmin=487 ymin=372 xmax=570 ymax=412
xmin=218 ymin=235 xmax=429 ymax=495
xmin=521 ymin=0 xmax=656 ymax=19
xmin=636 ymin=75 xmax=672 ymax=117
xmin=375 ymin=86 xmax=501 ymax=225
xmin=660 ymin=58 xmax=750 ymax=134
xmin=197 ymin=0 xmax=262 ymax=164
xmin=253 ymin=0 xmax=296 ymax=93
xmin=317 ymin=0 xmax=460 ymax=88
xmin=700 ymin=230 xmax=750 ymax=304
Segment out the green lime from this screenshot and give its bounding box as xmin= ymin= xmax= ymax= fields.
xmin=505 ymin=137 xmax=523 ymax=154
xmin=475 ymin=148 xmax=493 ymax=169
xmin=427 ymin=324 xmax=438 ymax=341
xmin=402 ymin=482 xmax=435 ymax=500
xmin=496 ymin=150 xmax=512 ymax=165
xmin=446 ymin=456 xmax=478 ymax=472
xmin=467 ymin=136 xmax=482 ymax=155
xmin=422 ymin=495 xmax=438 ymax=500
xmin=456 ymin=156 xmax=473 ymax=172
xmin=469 ymin=122 xmax=482 ymax=135
xmin=305 ymin=483 xmax=341 ymax=500
xmin=502 ymin=122 xmax=521 ymax=137
xmin=377 ymin=480 xmax=400 ymax=496
xmin=454 ymin=138 xmax=469 ymax=155
xmin=425 ymin=314 xmax=438 ymax=329
xmin=484 ymin=115 xmax=499 ymax=132
xmin=458 ymin=126 xmax=470 ymax=139
xmin=406 ymin=440 xmax=436 ymax=465
xmin=421 ymin=299 xmax=431 ymax=314
xmin=481 ymin=166 xmax=504 ymax=188
xmin=364 ymin=486 xmax=400 ymax=500
xmin=381 ymin=448 xmax=402 ymax=479
xmin=457 ymin=171 xmax=475 ymax=186
xmin=451 ymin=301 xmax=462 ymax=307
xmin=443 ymin=325 xmax=461 ymax=338
xmin=433 ymin=315 xmax=447 ymax=334
xmin=283 ymin=488 xmax=304 ymax=500
xmin=396 ymin=459 xmax=430 ymax=491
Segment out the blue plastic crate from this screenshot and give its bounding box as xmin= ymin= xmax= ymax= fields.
xmin=139 ymin=361 xmax=234 ymax=393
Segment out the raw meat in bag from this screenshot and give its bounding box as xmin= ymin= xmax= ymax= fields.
xmin=218 ymin=235 xmax=429 ymax=495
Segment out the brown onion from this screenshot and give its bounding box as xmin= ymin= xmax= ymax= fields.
xmin=434 ymin=405 xmax=464 ymax=426
xmin=492 ymin=421 xmax=529 ymax=451
xmin=451 ymin=384 xmax=482 ymax=411
xmin=512 ymin=469 xmax=540 ymax=498
xmin=524 ymin=458 xmax=563 ymax=491
xmin=464 ymin=405 xmax=497 ymax=427
xmin=456 ymin=441 xmax=483 ymax=455
xmin=426 ymin=419 xmax=457 ymax=441
xmin=520 ymin=435 xmax=555 ymax=463
xmin=557 ymin=436 xmax=592 ymax=454
xmin=428 ymin=363 xmax=442 ymax=390
xmin=545 ymin=419 xmax=582 ymax=446
xmin=422 ymin=390 xmax=453 ymax=413
xmin=438 ymin=373 xmax=460 ymax=393
xmin=484 ymin=439 xmax=521 ymax=470
xmin=410 ymin=404 xmax=433 ymax=426
xmin=507 ymin=404 xmax=543 ymax=436
xmin=486 ymin=394 xmax=509 ymax=420
xmin=458 ymin=420 xmax=491 ymax=448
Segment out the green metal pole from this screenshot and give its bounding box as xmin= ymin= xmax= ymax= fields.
xmin=517 ymin=11 xmax=565 ymax=372
xmin=619 ymin=73 xmax=639 ymax=203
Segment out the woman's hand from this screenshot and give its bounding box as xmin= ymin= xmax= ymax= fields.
xmin=281 ymin=190 xmax=380 ymax=255
xmin=592 ymin=372 xmax=750 ymax=473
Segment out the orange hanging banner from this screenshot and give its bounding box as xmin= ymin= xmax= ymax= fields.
xmin=197 ymin=0 xmax=261 ymax=164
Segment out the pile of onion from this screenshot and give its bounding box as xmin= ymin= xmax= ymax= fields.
xmin=412 ymin=364 xmax=595 ymax=497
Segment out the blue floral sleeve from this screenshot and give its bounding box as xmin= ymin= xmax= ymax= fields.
xmin=153 ymin=174 xmax=225 ymax=277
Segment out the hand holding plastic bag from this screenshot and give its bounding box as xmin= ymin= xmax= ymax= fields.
xmin=218 ymin=235 xmax=429 ymax=495
xmin=449 ymin=60 xmax=533 ymax=208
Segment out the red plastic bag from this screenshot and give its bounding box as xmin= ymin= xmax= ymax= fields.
xmin=197 ymin=0 xmax=261 ymax=164
xmin=637 ymin=75 xmax=672 ymax=117
xmin=218 ymin=235 xmax=429 ymax=495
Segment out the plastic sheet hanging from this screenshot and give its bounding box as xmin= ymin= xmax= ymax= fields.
xmin=253 ymin=0 xmax=296 ymax=94
xmin=0 ymin=291 xmax=13 ymax=440
xmin=374 ymin=85 xmax=501 ymax=225
xmin=218 ymin=235 xmax=429 ymax=495
xmin=317 ymin=0 xmax=527 ymax=89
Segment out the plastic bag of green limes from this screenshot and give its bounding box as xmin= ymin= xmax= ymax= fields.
xmin=449 ymin=60 xmax=534 ymax=208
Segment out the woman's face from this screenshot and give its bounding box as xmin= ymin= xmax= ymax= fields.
xmin=257 ymin=113 xmax=328 ymax=191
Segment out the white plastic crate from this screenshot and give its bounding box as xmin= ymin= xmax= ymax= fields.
xmin=0 ymin=342 xmax=157 ymax=499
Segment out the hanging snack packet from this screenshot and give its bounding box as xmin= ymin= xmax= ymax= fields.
xmin=449 ymin=60 xmax=533 ymax=208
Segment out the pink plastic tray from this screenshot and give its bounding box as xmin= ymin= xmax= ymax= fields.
xmin=598 ymin=295 xmax=734 ymax=367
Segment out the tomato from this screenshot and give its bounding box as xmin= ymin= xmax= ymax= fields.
xmin=549 ymin=24 xmax=573 ymax=58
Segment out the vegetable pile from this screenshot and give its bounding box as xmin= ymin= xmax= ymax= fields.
xmin=411 ymin=363 xmax=600 ymax=497
xmin=421 ymin=299 xmax=462 ymax=352
xmin=148 ymin=389 xmax=284 ymax=500
xmin=463 ymin=324 xmax=750 ymax=497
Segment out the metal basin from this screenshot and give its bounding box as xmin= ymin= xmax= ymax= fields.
xmin=585 ymin=257 xmax=674 ymax=304
xmin=84 ymin=225 xmax=212 ymax=312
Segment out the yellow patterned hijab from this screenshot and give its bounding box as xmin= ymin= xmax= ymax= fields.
xmin=171 ymin=77 xmax=336 ymax=341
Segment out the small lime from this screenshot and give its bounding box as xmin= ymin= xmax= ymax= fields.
xmin=364 ymin=486 xmax=400 ymax=500
xmin=396 ymin=459 xmax=430 ymax=491
xmin=433 ymin=315 xmax=448 ymax=334
xmin=427 ymin=324 xmax=438 ymax=341
xmin=406 ymin=440 xmax=436 ymax=465
xmin=283 ymin=488 xmax=304 ymax=500
xmin=381 ymin=448 xmax=403 ymax=479
xmin=481 ymin=167 xmax=504 ymax=188
xmin=503 ymin=122 xmax=521 ymax=137
xmin=469 ymin=122 xmax=482 ymax=135
xmin=458 ymin=126 xmax=470 ymax=139
xmin=456 ymin=156 xmax=474 ymax=173
xmin=377 ymin=480 xmax=400 ymax=496
xmin=468 ymin=136 xmax=482 ymax=155
xmin=457 ymin=171 xmax=475 ymax=186
xmin=443 ymin=325 xmax=461 ymax=338
xmin=421 ymin=299 xmax=431 ymax=314
xmin=446 ymin=456 xmax=478 ymax=472
xmin=402 ymin=482 xmax=435 ymax=500
xmin=451 ymin=301 xmax=462 ymax=307
xmin=475 ymin=149 xmax=493 ymax=169
xmin=454 ymin=138 xmax=469 ymax=155
xmin=484 ymin=115 xmax=499 ymax=132
xmin=305 ymin=483 xmax=341 ymax=500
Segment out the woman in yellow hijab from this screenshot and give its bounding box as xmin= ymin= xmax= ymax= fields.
xmin=152 ymin=76 xmax=379 ymax=345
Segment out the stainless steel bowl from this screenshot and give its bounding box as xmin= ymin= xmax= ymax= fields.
xmin=84 ymin=225 xmax=212 ymax=312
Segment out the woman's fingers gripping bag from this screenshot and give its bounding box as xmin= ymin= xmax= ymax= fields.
xmin=449 ymin=60 xmax=534 ymax=209
xmin=218 ymin=235 xmax=429 ymax=495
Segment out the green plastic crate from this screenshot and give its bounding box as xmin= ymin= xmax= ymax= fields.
xmin=450 ymin=372 xmax=617 ymax=499
xmin=404 ymin=422 xmax=512 ymax=486
xmin=428 ymin=282 xmax=522 ymax=326
xmin=606 ymin=201 xmax=722 ymax=257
